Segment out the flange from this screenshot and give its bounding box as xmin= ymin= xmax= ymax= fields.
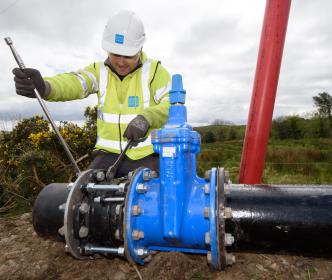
xmin=64 ymin=169 xmax=94 ymax=259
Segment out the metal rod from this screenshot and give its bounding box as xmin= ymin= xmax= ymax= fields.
xmin=93 ymin=196 xmax=125 ymax=203
xmin=225 ymin=184 xmax=332 ymax=256
xmin=84 ymin=244 xmax=125 ymax=256
xmin=239 ymin=0 xmax=292 ymax=184
xmin=4 ymin=37 xmax=81 ymax=175
xmin=84 ymin=183 xmax=125 ymax=193
xmin=106 ymin=139 xmax=133 ymax=180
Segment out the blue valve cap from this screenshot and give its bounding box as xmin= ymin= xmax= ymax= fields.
xmin=170 ymin=74 xmax=186 ymax=104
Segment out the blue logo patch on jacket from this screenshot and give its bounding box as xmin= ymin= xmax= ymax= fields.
xmin=128 ymin=96 xmax=139 ymax=107
xmin=115 ymin=34 xmax=124 ymax=44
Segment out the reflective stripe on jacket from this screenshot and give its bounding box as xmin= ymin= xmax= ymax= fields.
xmin=44 ymin=52 xmax=171 ymax=160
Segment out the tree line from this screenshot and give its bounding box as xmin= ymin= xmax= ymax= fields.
xmin=199 ymin=92 xmax=332 ymax=143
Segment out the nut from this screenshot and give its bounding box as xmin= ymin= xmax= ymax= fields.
xmin=136 ymin=183 xmax=148 ymax=194
xmin=205 ymin=232 xmax=211 ymax=245
xmin=224 ymin=207 xmax=232 ymax=219
xmin=95 ymin=171 xmax=105 ymax=182
xmin=128 ymin=171 xmax=134 ymax=179
xmin=117 ymin=247 xmax=125 ymax=256
xmin=115 ymin=229 xmax=120 ymax=240
xmin=78 ymin=226 xmax=89 ymax=238
xmin=224 ymin=170 xmax=230 ymax=184
xmin=132 ymin=205 xmax=142 ymax=216
xmin=64 ymin=244 xmax=70 ymax=253
xmin=58 ymin=226 xmax=65 ymax=236
xmin=204 ymin=207 xmax=210 ymax=219
xmin=67 ymin=182 xmax=74 ymax=191
xmin=224 ymin=186 xmax=230 ymax=195
xmin=136 ymin=248 xmax=149 ymax=258
xmin=143 ymin=170 xmax=158 ymax=181
xmin=207 ymin=251 xmax=212 ymax=264
xmin=115 ymin=204 xmax=122 ymax=215
xmin=225 ymin=233 xmax=235 ymax=246
xmin=204 ymin=170 xmax=211 ymax=181
xmin=79 ymin=202 xmax=90 ymax=214
xmin=204 ymin=183 xmax=210 ymax=194
xmin=132 ymin=230 xmax=145 ymax=240
xmin=58 ymin=203 xmax=66 ymax=211
xmin=226 ymin=253 xmax=236 ymax=265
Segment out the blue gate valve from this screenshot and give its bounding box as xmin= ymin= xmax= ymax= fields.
xmin=124 ymin=74 xmax=232 ymax=269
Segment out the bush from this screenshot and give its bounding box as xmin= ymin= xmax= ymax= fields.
xmin=0 ymin=107 xmax=97 ymax=214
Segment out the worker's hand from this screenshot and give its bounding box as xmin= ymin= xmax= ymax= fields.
xmin=12 ymin=68 xmax=50 ymax=99
xmin=123 ymin=115 xmax=150 ymax=142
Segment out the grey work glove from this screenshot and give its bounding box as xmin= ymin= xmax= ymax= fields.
xmin=12 ymin=68 xmax=50 ymax=99
xmin=123 ymin=115 xmax=150 ymax=142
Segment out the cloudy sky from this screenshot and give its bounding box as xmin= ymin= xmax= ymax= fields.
xmin=0 ymin=0 xmax=331 ymax=128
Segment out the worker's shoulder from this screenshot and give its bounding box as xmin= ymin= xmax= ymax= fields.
xmin=148 ymin=58 xmax=170 ymax=76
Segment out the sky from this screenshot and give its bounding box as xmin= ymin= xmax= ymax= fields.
xmin=0 ymin=0 xmax=331 ymax=128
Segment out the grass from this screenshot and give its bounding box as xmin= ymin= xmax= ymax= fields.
xmin=197 ymin=138 xmax=332 ymax=184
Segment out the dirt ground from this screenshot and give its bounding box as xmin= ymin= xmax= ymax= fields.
xmin=0 ymin=213 xmax=331 ymax=280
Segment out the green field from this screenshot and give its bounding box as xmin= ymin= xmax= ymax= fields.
xmin=197 ymin=138 xmax=332 ymax=184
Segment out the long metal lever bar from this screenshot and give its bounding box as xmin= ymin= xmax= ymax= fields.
xmin=4 ymin=37 xmax=81 ymax=175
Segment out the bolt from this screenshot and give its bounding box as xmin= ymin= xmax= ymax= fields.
xmin=224 ymin=170 xmax=230 ymax=184
xmin=204 ymin=207 xmax=210 ymax=219
xmin=204 ymin=170 xmax=211 ymax=181
xmin=79 ymin=202 xmax=90 ymax=214
xmin=67 ymin=182 xmax=74 ymax=191
xmin=205 ymin=232 xmax=211 ymax=245
xmin=115 ymin=204 xmax=122 ymax=215
xmin=136 ymin=248 xmax=149 ymax=258
xmin=79 ymin=226 xmax=89 ymax=238
xmin=132 ymin=230 xmax=145 ymax=240
xmin=136 ymin=183 xmax=148 ymax=194
xmin=58 ymin=203 xmax=66 ymax=211
xmin=224 ymin=186 xmax=230 ymax=195
xmin=207 ymin=251 xmax=212 ymax=264
xmin=115 ymin=229 xmax=120 ymax=240
xmin=58 ymin=226 xmax=65 ymax=236
xmin=64 ymin=244 xmax=70 ymax=253
xmin=128 ymin=171 xmax=134 ymax=180
xmin=204 ymin=183 xmax=210 ymax=194
xmin=225 ymin=233 xmax=235 ymax=246
xmin=95 ymin=171 xmax=105 ymax=182
xmin=132 ymin=205 xmax=142 ymax=216
xmin=143 ymin=170 xmax=158 ymax=181
xmin=225 ymin=253 xmax=236 ymax=265
xmin=224 ymin=207 xmax=232 ymax=219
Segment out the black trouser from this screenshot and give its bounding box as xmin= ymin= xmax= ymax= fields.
xmin=87 ymin=150 xmax=159 ymax=178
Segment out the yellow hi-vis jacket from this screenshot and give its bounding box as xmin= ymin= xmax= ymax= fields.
xmin=44 ymin=52 xmax=171 ymax=160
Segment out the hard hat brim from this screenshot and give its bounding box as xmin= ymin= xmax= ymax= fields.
xmin=102 ymin=41 xmax=143 ymax=57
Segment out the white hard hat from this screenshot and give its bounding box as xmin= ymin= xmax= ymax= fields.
xmin=102 ymin=10 xmax=146 ymax=56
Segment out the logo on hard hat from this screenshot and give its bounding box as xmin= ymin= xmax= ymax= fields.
xmin=115 ymin=34 xmax=124 ymax=44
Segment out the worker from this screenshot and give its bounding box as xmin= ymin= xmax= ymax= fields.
xmin=12 ymin=10 xmax=171 ymax=177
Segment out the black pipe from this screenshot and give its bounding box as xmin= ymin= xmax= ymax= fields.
xmin=226 ymin=184 xmax=332 ymax=256
xmin=32 ymin=183 xmax=69 ymax=240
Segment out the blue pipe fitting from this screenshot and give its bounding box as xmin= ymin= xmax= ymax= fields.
xmin=124 ymin=74 xmax=226 ymax=270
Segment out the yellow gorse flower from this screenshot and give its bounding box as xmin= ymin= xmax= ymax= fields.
xmin=28 ymin=131 xmax=50 ymax=147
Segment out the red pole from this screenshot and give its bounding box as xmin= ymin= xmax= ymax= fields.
xmin=239 ymin=0 xmax=292 ymax=184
